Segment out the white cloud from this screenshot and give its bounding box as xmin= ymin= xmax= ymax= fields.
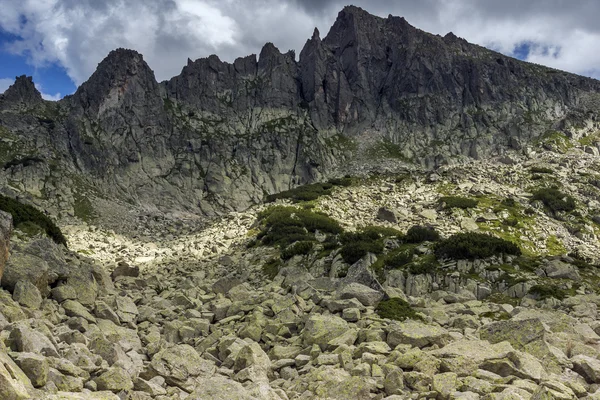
xmin=0 ymin=78 xmax=15 ymax=94
xmin=1 ymin=0 xmax=600 ymax=88
xmin=34 ymin=83 xmax=61 ymax=101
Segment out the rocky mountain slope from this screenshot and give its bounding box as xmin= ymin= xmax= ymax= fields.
xmin=3 ymin=4 xmax=600 ymax=400
xmin=2 ymin=6 xmax=600 ymax=219
xmin=2 ymin=138 xmax=600 ymax=398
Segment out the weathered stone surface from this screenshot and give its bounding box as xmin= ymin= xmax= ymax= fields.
xmin=150 ymin=344 xmax=215 ymax=385
xmin=1 ymin=253 xmax=49 ymax=295
xmin=572 ymin=355 xmax=600 ymax=384
xmin=12 ymin=280 xmax=42 ymax=309
xmin=0 ymin=347 xmax=32 ymax=399
xmin=9 ymin=322 xmax=59 ymax=357
xmin=302 ymin=314 xmax=349 ymax=350
xmin=377 ymin=207 xmax=398 ymax=223
xmin=62 ymin=300 xmax=97 ymax=323
xmin=387 ymin=320 xmax=451 ymax=349
xmin=94 ymin=367 xmax=134 ymax=392
xmin=338 ymin=282 xmax=384 ymax=306
xmin=187 ymin=376 xmax=255 ymax=399
xmin=11 ymin=352 xmax=48 ymax=388
xmin=0 ymin=211 xmax=12 ymax=284
xmin=111 ymin=262 xmax=139 ymax=280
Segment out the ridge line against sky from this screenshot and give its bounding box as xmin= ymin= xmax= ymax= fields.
xmin=1 ymin=0 xmax=599 ymax=100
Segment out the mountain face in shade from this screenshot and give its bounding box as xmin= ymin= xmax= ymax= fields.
xmin=1 ymin=6 xmax=600 ymax=216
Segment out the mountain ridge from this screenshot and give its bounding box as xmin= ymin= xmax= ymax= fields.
xmin=1 ymin=5 xmax=600 ymax=220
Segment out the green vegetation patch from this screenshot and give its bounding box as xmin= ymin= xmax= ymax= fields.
xmin=0 ymin=194 xmax=67 ymax=246
xmin=73 ymin=194 xmax=95 ymax=223
xmin=531 ymin=187 xmax=576 ymax=213
xmin=404 ymin=254 xmax=439 ymax=275
xmin=528 ymin=284 xmax=568 ymax=300
xmin=405 ymin=225 xmax=440 ymax=243
xmin=435 ymin=232 xmax=521 ymax=260
xmin=339 ymin=226 xmax=402 ymax=265
xmin=529 ymin=166 xmax=553 ymax=174
xmin=439 ymin=196 xmax=479 ymax=210
xmin=255 ymin=206 xmax=341 ymax=260
xmin=366 ymin=139 xmax=409 ymax=161
xmin=375 ymin=297 xmax=422 ymax=321
xmin=266 ymin=178 xmax=353 ymax=203
xmin=281 ymin=241 xmax=313 ymax=260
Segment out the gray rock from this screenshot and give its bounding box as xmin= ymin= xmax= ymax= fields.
xmin=9 ymin=322 xmax=59 ymax=357
xmin=572 ymin=355 xmax=600 ymax=383
xmin=11 ymin=352 xmax=48 ymax=388
xmin=377 ymin=207 xmax=398 ymax=223
xmin=62 ymin=300 xmax=97 ymax=323
xmin=302 ymin=314 xmax=349 ymax=350
xmin=149 ymin=344 xmax=215 ymax=386
xmin=94 ymin=367 xmax=134 ymax=392
xmin=387 ymin=320 xmax=451 ymax=349
xmin=338 ymin=282 xmax=384 ymax=306
xmin=0 ymin=347 xmax=33 ymax=399
xmin=12 ymin=280 xmax=42 ymax=309
xmin=111 ymin=262 xmax=139 ymax=280
xmin=0 ymin=211 xmax=12 ymax=285
xmin=187 ymin=376 xmax=255 ymax=399
xmin=1 ymin=253 xmax=49 ymax=295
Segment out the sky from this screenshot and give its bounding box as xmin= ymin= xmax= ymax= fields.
xmin=1 ymin=0 xmax=600 ymax=100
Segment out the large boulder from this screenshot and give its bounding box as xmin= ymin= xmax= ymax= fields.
xmin=1 ymin=253 xmax=49 ymax=295
xmin=94 ymin=367 xmax=134 ymax=392
xmin=572 ymin=355 xmax=600 ymax=383
xmin=337 ymin=282 xmax=384 ymax=306
xmin=430 ymin=339 xmax=514 ymax=376
xmin=343 ymin=253 xmax=384 ymax=292
xmin=0 ymin=346 xmax=32 ymax=399
xmin=9 ymin=322 xmax=59 ymax=357
xmin=149 ymin=344 xmax=216 ymax=388
xmin=387 ymin=320 xmax=451 ymax=349
xmin=479 ymin=317 xmax=563 ymax=373
xmin=0 ymin=210 xmax=12 ymax=284
xmin=302 ymin=314 xmax=349 ymax=350
xmin=11 ymin=352 xmax=48 ymax=388
xmin=187 ymin=376 xmax=256 ymax=400
xmin=12 ymin=280 xmax=42 ymax=309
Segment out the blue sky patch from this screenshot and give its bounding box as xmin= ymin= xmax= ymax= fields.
xmin=0 ymin=28 xmax=76 ymax=99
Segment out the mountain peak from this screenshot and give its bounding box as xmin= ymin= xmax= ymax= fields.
xmin=72 ymin=47 xmax=159 ymax=114
xmin=1 ymin=75 xmax=43 ymax=106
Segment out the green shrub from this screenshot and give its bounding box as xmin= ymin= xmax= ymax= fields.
xmin=328 ymin=177 xmax=354 ymax=187
xmin=375 ymin=298 xmax=422 ymax=321
xmin=386 ymin=246 xmax=415 ymax=269
xmin=281 ymin=241 xmax=313 ymax=260
xmin=501 ymin=198 xmax=517 ymax=208
xmin=529 ymin=284 xmax=567 ymax=300
xmin=257 ymin=206 xmax=342 ymax=249
xmin=340 ymin=241 xmax=383 ymax=265
xmin=530 ymin=166 xmax=553 ymax=174
xmin=15 ymin=221 xmax=44 ymax=237
xmin=0 ymin=194 xmax=67 ymax=246
xmin=405 ymin=225 xmax=440 ymax=243
xmin=265 ymin=178 xmax=353 ymax=203
xmin=406 ymin=254 xmax=439 ymax=275
xmin=435 ymin=232 xmax=521 ymax=260
xmin=531 ymin=187 xmax=576 ymax=213
xmin=338 ymin=225 xmax=402 ymax=265
xmin=439 ymin=196 xmax=478 ymax=209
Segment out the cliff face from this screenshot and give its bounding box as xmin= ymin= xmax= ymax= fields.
xmin=1 ymin=6 xmax=600 ymax=217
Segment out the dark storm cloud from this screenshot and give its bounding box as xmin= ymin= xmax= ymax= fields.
xmin=1 ymin=0 xmax=600 ymax=87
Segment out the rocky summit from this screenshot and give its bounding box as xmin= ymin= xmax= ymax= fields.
xmin=2 ymin=4 xmax=600 ymax=400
